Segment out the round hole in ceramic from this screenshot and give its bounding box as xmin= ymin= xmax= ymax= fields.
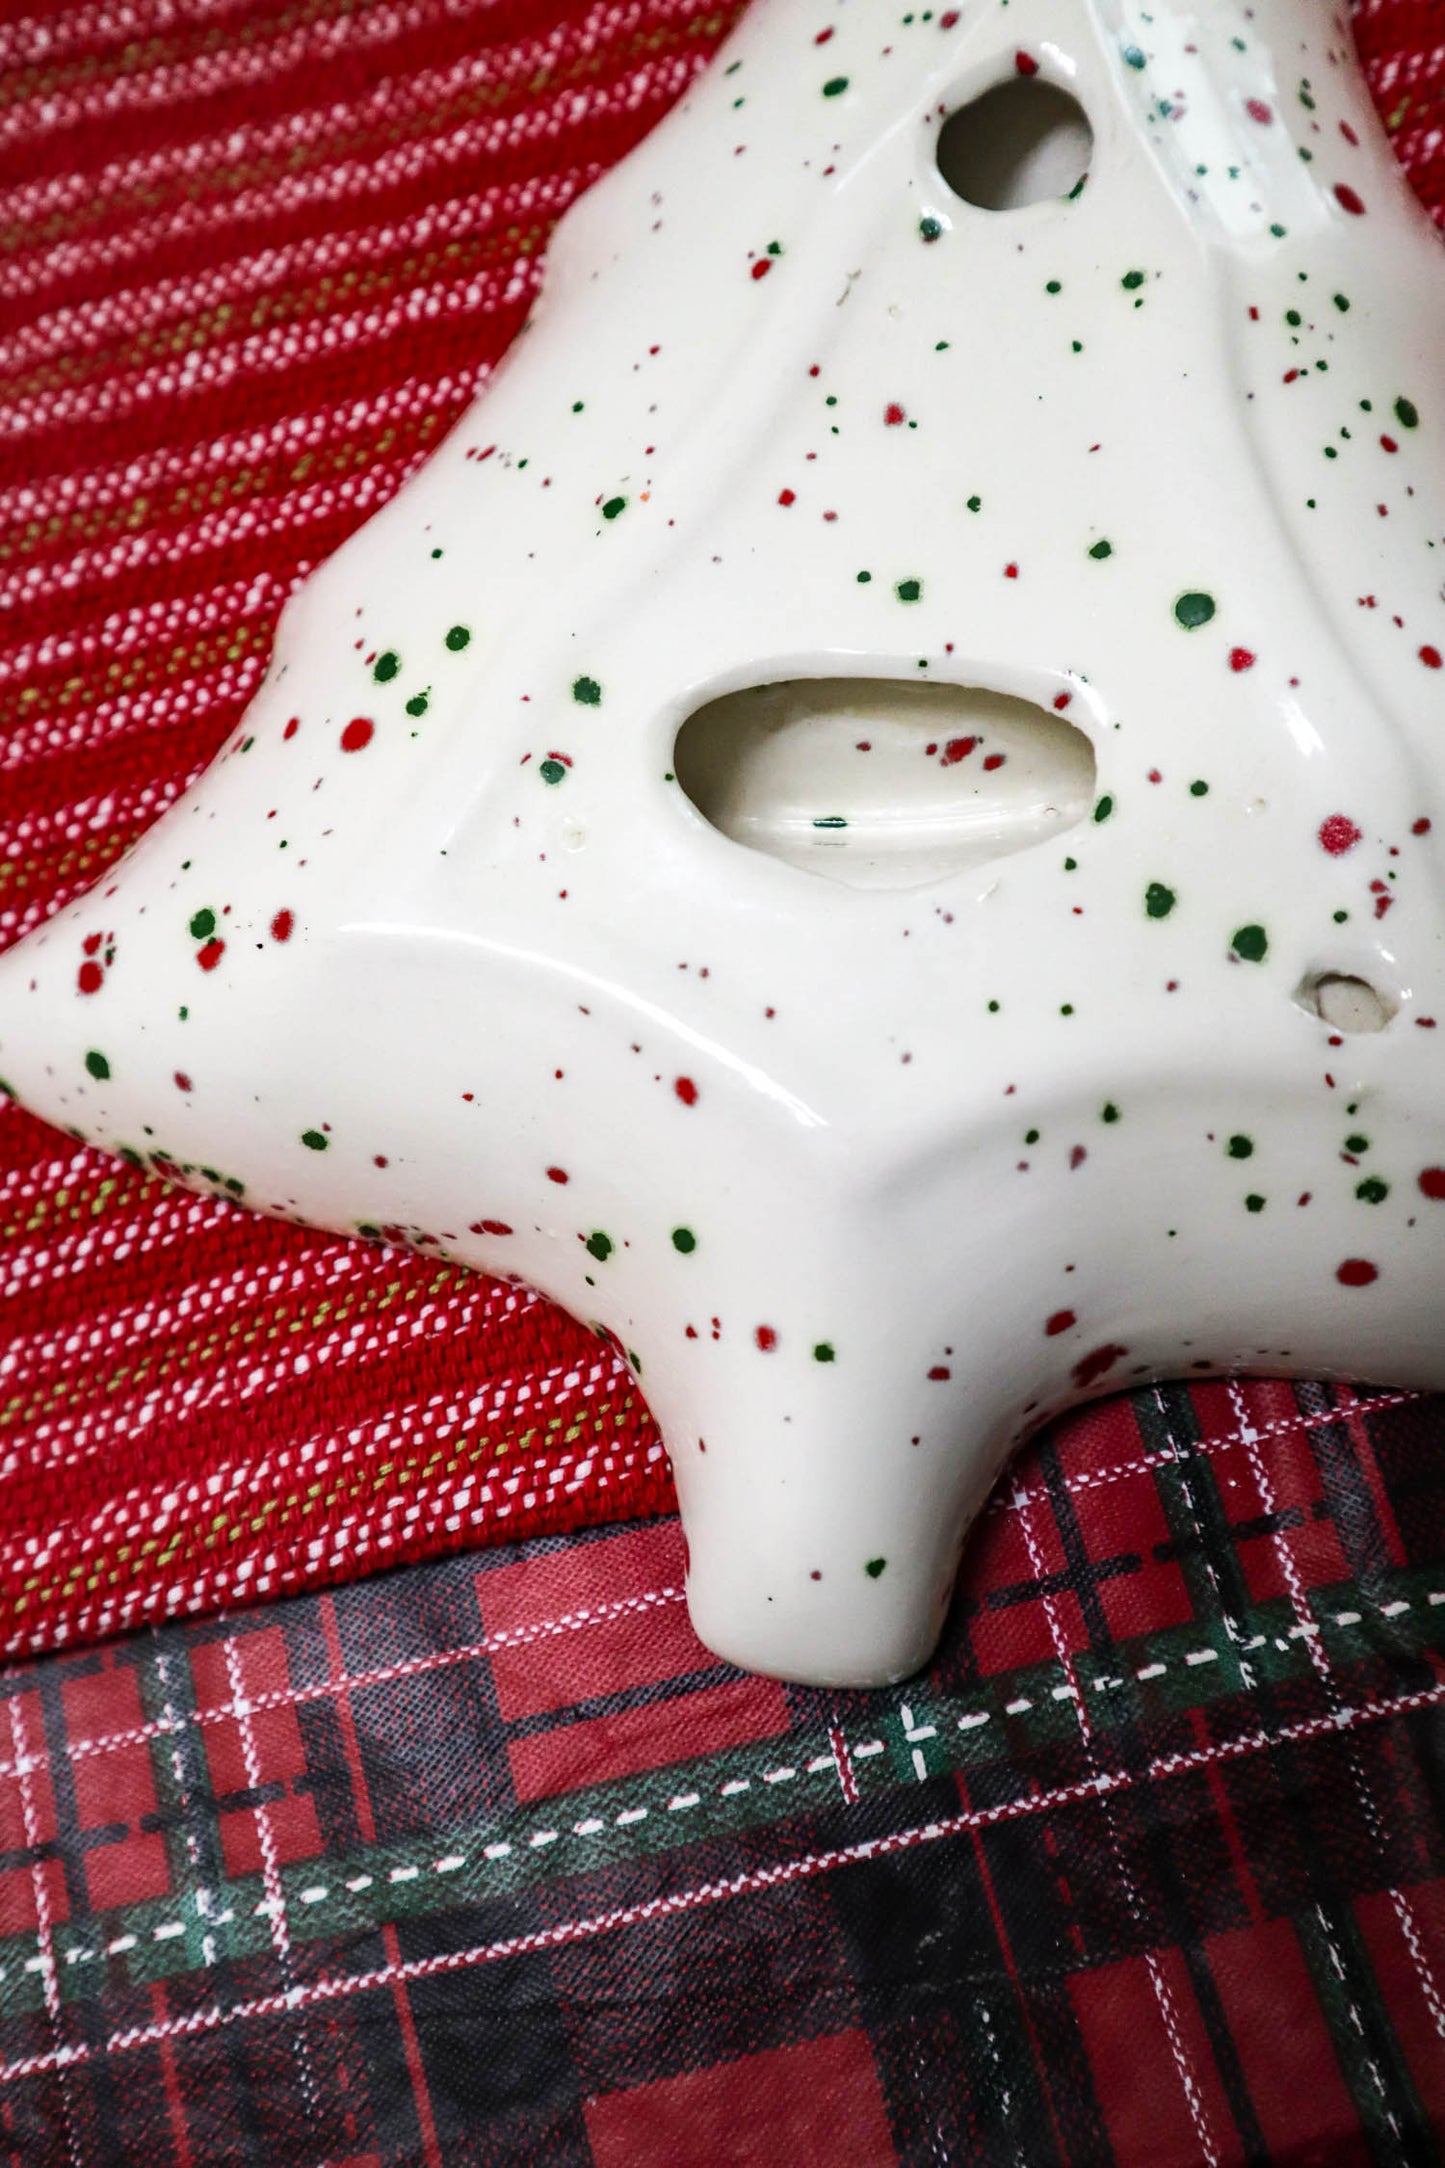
xmin=673 ymin=677 xmax=1096 ymax=891
xmin=935 ymin=77 xmax=1093 ymax=212
xmin=1293 ymin=970 xmax=1397 ymax=1035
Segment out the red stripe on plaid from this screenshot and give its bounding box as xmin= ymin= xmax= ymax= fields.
xmin=508 ymin=1674 xmax=792 ymax=1801
xmin=582 ymin=2028 xmax=898 ymax=2168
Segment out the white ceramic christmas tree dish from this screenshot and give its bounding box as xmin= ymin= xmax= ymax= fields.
xmin=2 ymin=0 xmax=1443 ymax=1686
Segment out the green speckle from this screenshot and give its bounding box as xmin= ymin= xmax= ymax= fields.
xmin=1286 ymin=309 xmax=1302 ymax=327
xmin=822 ymin=75 xmax=849 ymax=95
xmin=813 ymin=814 xmax=847 ymax=829
xmin=919 ymin=215 xmax=943 ymax=242
xmin=1269 ymin=223 xmax=1287 ymax=239
xmin=672 ymin=1227 xmax=696 ymax=1253
xmin=602 ymin=496 xmax=627 ymax=520
xmin=1025 ymin=1128 xmax=1040 ymax=1145
xmin=865 ymin=1557 xmax=887 ymax=1579
xmin=539 ymin=759 xmax=566 ymax=785
xmin=1334 ymin=293 xmax=1350 ymax=312
xmin=571 ymin=400 xmax=584 ymax=412
xmin=896 ymin=578 xmax=922 ymax=603
xmin=1245 ymin=1194 xmax=1266 ymax=1213
xmin=374 ymin=651 xmax=400 ymax=683
xmin=1121 ymin=269 xmax=1146 ymax=290
xmin=405 ymin=691 xmax=429 ymax=717
xmin=1060 ymin=1003 xmax=1075 ymax=1017
xmin=1063 ymin=857 xmax=1077 ymax=872
xmin=189 ymin=908 xmax=216 ymax=940
xmin=1231 ymin=924 xmax=1268 ymax=963
xmin=585 ymin=1230 xmax=613 ymax=1261
xmin=856 ymin=569 xmax=872 ymax=583
xmin=1088 ymin=539 xmax=1113 ymax=561
xmin=572 ymin=676 xmax=602 ymax=705
xmin=1102 ymin=1103 xmax=1120 ymax=1124
xmin=1345 ymin=1133 xmax=1370 ymax=1154
xmin=966 ymin=495 xmax=982 ymax=512
xmin=1190 ymin=779 xmax=1209 ymax=797
xmin=1094 ymin=795 xmax=1114 ymax=824
xmin=813 ymin=1342 xmax=835 ymax=1362
xmin=445 ymin=625 xmax=471 ymax=650
xmin=1356 ymin=1176 xmax=1389 ymax=1204
xmin=1174 ymin=591 xmax=1216 ymax=630
xmin=987 ymin=999 xmax=1000 ymax=1013
xmin=431 ymin=547 xmax=444 ymax=558
xmin=84 ymin=1050 xmax=110 ymax=1081
xmin=1122 ymin=43 xmax=1146 ymax=67
xmin=1227 ymin=1135 xmax=1254 ymax=1159
xmin=1395 ymin=397 xmax=1420 ymax=430
xmin=301 ymin=1129 xmax=328 ymax=1151
xmin=1046 ymin=279 xmax=1062 ymax=294
xmin=178 ymin=1006 xmax=188 ymax=1020
xmin=1145 ymin=882 xmax=1176 ymax=919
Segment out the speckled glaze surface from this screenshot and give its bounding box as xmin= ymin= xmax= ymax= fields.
xmin=2 ymin=0 xmax=1443 ymax=1686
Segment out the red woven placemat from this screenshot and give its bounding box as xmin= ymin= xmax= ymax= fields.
xmin=2 ymin=0 xmax=1443 ymax=1658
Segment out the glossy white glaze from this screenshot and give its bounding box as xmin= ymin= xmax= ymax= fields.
xmin=2 ymin=0 xmax=1443 ymax=1685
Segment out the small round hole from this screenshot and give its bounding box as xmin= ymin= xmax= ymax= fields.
xmin=1295 ymin=972 xmax=1395 ymax=1035
xmin=936 ymin=78 xmax=1093 ymax=212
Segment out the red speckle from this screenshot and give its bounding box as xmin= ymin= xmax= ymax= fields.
xmin=982 ymin=753 xmax=1005 ymax=772
xmin=778 ymin=488 xmax=796 ymax=506
xmin=1148 ymin=769 xmax=1162 ymax=785
xmin=941 ymin=737 xmax=975 ymax=765
xmin=1004 ymin=562 xmax=1019 ymax=579
xmin=751 ymin=259 xmax=772 ymax=281
xmin=546 ymin=1166 xmax=569 ymax=1184
xmin=1069 ymin=1145 xmax=1087 ymax=1170
xmin=283 ymin=717 xmax=300 ymax=740
xmin=1413 ymin=818 xmax=1432 ymax=836
xmin=814 ymin=25 xmax=833 ymax=42
xmin=76 ymin=961 xmax=104 ymax=995
xmin=884 ymin=403 xmax=905 ymax=426
xmin=374 ymin=1155 xmax=389 ymax=1167
xmin=82 ymin=931 xmax=103 ymax=956
xmin=1336 ymin=1258 xmax=1378 ymax=1287
xmin=1419 ymin=1169 xmax=1445 ymax=1200
xmin=1333 ymin=183 xmax=1366 ymax=216
xmin=674 ymin=1076 xmax=699 ymax=1106
xmin=1381 ymin=435 xmax=1399 ymax=454
xmin=1318 ymin=814 xmax=1361 ymax=856
xmin=928 ymin=1365 xmax=952 ymax=1381
xmin=1072 ymin=1343 xmax=1128 ymax=1390
xmin=470 ymin=1219 xmax=513 ymax=1236
xmin=755 ymin=1325 xmax=777 ymax=1351
xmin=1015 ymin=50 xmax=1038 ymax=75
xmin=1249 ymin=306 xmax=1260 ymax=321
xmin=340 ymin=717 xmax=374 ymax=753
xmin=270 ymin=909 xmax=294 ymax=942
xmin=1421 ymin=646 xmax=1443 ymax=671
xmin=1045 ymin=1310 xmax=1077 ymax=1337
xmin=196 ymin=940 xmax=225 ymax=972
xmin=174 ymin=1072 xmax=192 ymax=1093
xmin=1229 ymin=647 xmax=1256 ymax=672
xmin=1340 ymin=119 xmax=1359 ymax=145
xmin=940 ymin=7 xmax=959 ymax=23
xmin=1245 ymin=98 xmax=1272 ymax=123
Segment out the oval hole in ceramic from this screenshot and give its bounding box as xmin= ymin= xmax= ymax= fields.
xmin=673 ymin=678 xmax=1097 ymax=891
xmin=1294 ymin=969 xmax=1398 ymax=1035
xmin=935 ymin=78 xmax=1093 ymax=212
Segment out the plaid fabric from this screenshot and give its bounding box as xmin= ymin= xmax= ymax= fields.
xmin=2 ymin=0 xmax=1444 ymax=1660
xmin=3 ymin=1374 xmax=1445 ymax=2164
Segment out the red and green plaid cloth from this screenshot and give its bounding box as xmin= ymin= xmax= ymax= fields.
xmin=4 ymin=1379 xmax=1445 ymax=2163
xmin=4 ymin=1 xmax=1445 ymax=2160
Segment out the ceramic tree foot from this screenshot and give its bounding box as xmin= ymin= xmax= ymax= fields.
xmin=2 ymin=0 xmax=1444 ymax=1686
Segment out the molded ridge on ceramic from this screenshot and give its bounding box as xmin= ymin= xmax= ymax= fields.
xmin=2 ymin=0 xmax=1443 ymax=1686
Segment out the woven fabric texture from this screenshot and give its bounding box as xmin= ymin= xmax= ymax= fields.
xmin=1 ymin=0 xmax=1444 ymax=1660
xmin=3 ymin=1372 xmax=1445 ymax=2164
